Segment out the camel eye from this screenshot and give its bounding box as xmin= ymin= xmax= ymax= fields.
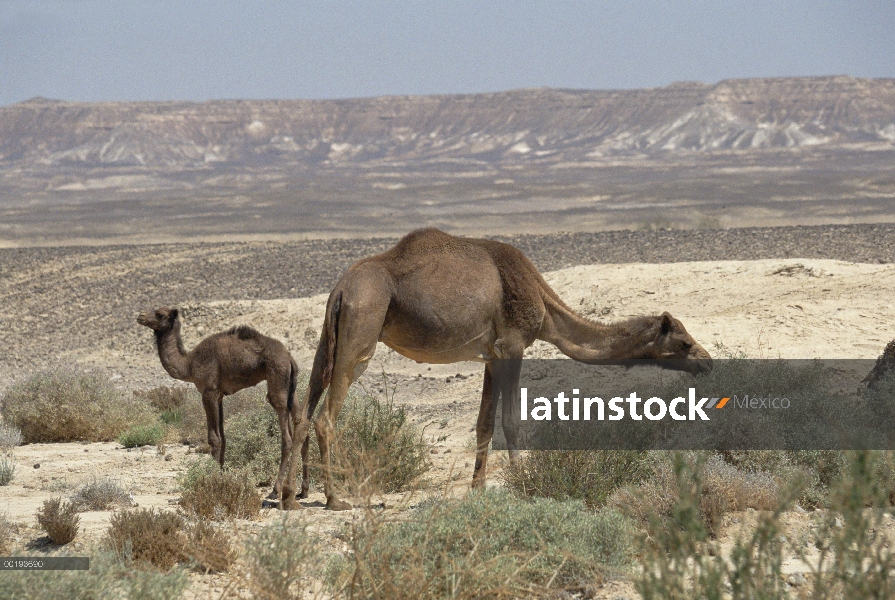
xmin=682 ymin=342 xmax=693 ymax=351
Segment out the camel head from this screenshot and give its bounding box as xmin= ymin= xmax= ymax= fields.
xmin=626 ymin=312 xmax=713 ymax=375
xmin=137 ymin=306 xmax=181 ymax=332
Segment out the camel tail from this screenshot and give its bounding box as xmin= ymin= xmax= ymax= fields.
xmin=305 ymin=291 xmax=342 ymax=418
xmin=286 ymin=357 xmax=299 ymax=412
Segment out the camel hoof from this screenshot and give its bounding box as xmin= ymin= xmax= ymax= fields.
xmin=325 ymin=498 xmax=353 ymax=511
xmin=280 ymin=493 xmax=299 ymax=510
xmin=297 ymin=489 xmax=308 ymax=500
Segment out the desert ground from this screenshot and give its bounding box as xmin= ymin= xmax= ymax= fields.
xmin=1 ymin=224 xmax=894 ymax=598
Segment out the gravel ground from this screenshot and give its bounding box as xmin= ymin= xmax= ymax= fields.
xmin=2 ymin=223 xmax=894 ymax=377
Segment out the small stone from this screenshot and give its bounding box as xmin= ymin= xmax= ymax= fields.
xmin=443 ymin=449 xmax=451 ymax=454
xmin=33 ymin=463 xmax=40 ymax=469
xmin=787 ymin=573 xmax=807 ymax=586
xmin=165 ymin=454 xmax=173 ymax=461
xmin=430 ymin=448 xmax=439 ymax=454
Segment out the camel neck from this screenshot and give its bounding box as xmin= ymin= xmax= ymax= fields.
xmin=155 ymin=324 xmax=191 ymax=381
xmin=539 ymin=301 xmax=651 ymax=362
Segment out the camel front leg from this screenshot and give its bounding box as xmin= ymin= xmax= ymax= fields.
xmin=472 ymin=363 xmax=496 ymax=488
xmin=200 ymin=389 xmax=225 ymax=466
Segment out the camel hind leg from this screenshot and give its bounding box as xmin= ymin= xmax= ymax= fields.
xmin=200 ymin=388 xmax=225 ymax=466
xmin=472 ymin=357 xmax=523 ymax=489
xmin=266 ymin=358 xmax=299 ymax=500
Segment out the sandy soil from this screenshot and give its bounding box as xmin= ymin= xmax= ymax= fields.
xmin=2 ymin=256 xmax=894 ymax=598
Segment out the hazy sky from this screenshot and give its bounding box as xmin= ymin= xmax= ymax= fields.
xmin=1 ymin=0 xmax=893 ymax=106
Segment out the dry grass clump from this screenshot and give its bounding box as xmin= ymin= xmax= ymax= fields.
xmin=107 ymin=507 xmax=235 ymax=575
xmin=502 ymin=450 xmax=655 ymax=508
xmin=107 ymin=508 xmax=186 ymax=571
xmin=178 ymin=459 xmax=261 ymax=520
xmin=36 ymin=497 xmax=79 ymax=545
xmin=135 ymin=385 xmax=192 ymax=412
xmin=0 ymin=422 xmax=22 ymax=450
xmin=0 ymin=513 xmax=18 ymax=554
xmin=186 ymin=520 xmax=236 ymax=574
xmin=328 ymin=488 xmax=634 ymax=599
xmin=0 ymin=454 xmax=15 ymax=486
xmin=69 ymin=475 xmax=134 ymax=511
xmin=239 ymin=514 xmax=319 ymax=600
xmin=1 ymin=367 xmax=156 ymax=442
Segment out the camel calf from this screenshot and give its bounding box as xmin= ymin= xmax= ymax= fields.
xmin=137 ymin=306 xmax=299 ymax=499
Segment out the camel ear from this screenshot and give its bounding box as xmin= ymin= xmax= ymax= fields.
xmin=170 ymin=308 xmax=179 ymax=321
xmin=660 ymin=313 xmax=673 ymax=335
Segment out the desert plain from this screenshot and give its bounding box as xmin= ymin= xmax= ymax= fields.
xmin=1 ymin=224 xmax=894 ymax=598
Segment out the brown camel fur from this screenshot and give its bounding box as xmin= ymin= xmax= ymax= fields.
xmin=137 ymin=307 xmax=299 ymax=499
xmin=281 ymin=228 xmax=713 ymax=511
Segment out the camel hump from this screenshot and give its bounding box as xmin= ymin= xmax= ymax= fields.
xmin=226 ymin=325 xmax=263 ymax=341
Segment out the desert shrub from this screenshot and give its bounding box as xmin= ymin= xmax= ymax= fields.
xmin=168 ymin=385 xmax=270 ymax=447
xmin=107 ymin=507 xmax=234 ymax=575
xmin=0 ymin=454 xmax=16 ymax=485
xmin=636 ymin=450 xmax=895 ymax=599
xmin=107 ymin=508 xmax=186 ymax=571
xmin=502 ymin=450 xmax=655 ymax=508
xmin=136 ymin=386 xmax=191 ymax=412
xmin=0 ymin=513 xmax=18 ymax=554
xmin=240 ymin=514 xmax=320 ymax=600
xmin=608 ymin=452 xmax=780 ymax=537
xmin=316 ymin=385 xmax=430 ymax=496
xmin=178 ymin=459 xmax=261 ymax=520
xmin=720 ymin=449 xmax=850 ymax=508
xmin=118 ymin=423 xmax=166 ymax=448
xmin=225 ymin=407 xmax=282 ymax=487
xmin=329 ymin=488 xmax=634 ymax=598
xmin=0 ymin=367 xmax=156 ymax=442
xmin=185 ymin=520 xmax=235 ymax=574
xmin=37 ymin=497 xmax=79 ymax=545
xmin=0 ymin=422 xmax=22 ymax=449
xmin=70 ymin=475 xmax=134 ymax=511
xmin=0 ymin=549 xmax=188 ymax=600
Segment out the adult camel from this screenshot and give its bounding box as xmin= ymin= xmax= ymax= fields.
xmin=282 ymin=228 xmax=712 ymax=510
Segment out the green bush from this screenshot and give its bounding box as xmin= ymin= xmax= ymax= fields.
xmin=118 ymin=423 xmax=166 ymax=448
xmin=317 ymin=385 xmax=431 ymax=495
xmin=224 ymin=407 xmax=282 ymax=487
xmin=240 ymin=514 xmax=320 ymax=600
xmin=329 ymin=488 xmax=634 ymax=599
xmin=1 ymin=367 xmax=156 ymax=443
xmin=502 ymin=450 xmax=655 ymax=508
